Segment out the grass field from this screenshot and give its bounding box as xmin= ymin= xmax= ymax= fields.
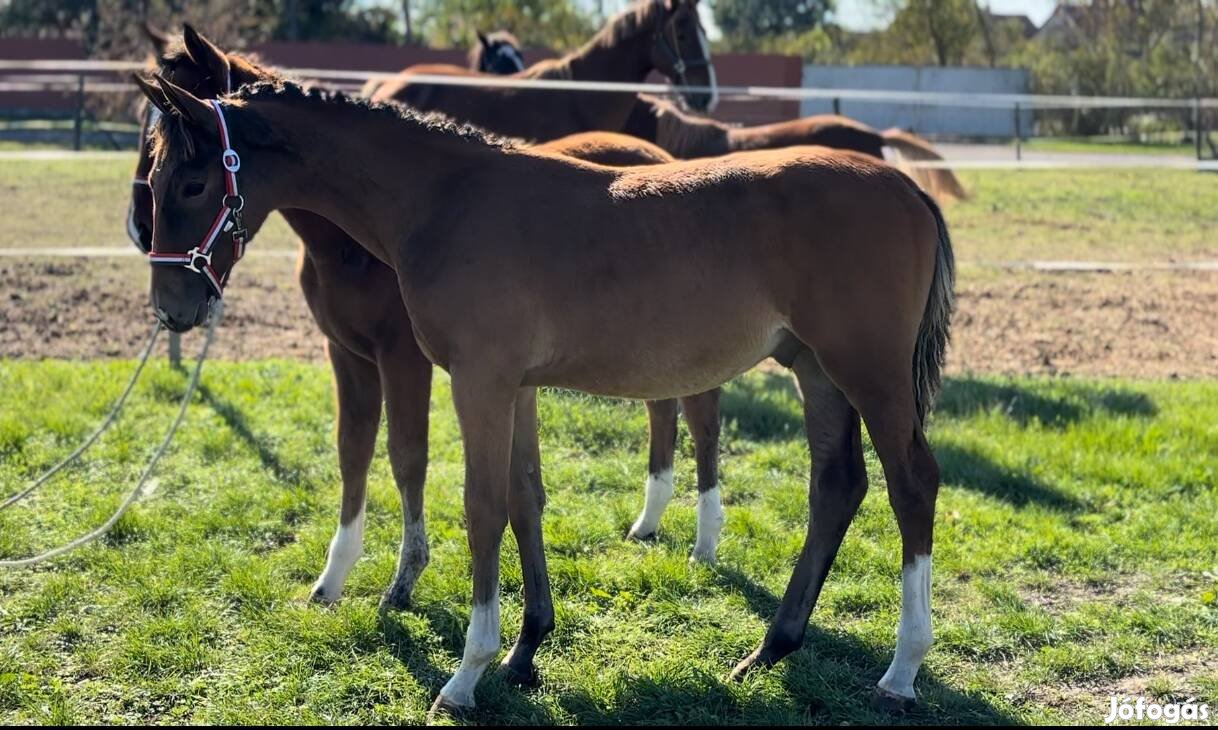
xmin=1 ymin=361 xmax=1216 ymax=724
xmin=2 ymin=156 xmax=1217 ymax=263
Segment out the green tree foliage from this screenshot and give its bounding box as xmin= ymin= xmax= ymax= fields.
xmin=712 ymin=0 xmax=832 ymax=52
xmin=848 ymin=0 xmax=978 ymax=66
xmin=412 ymin=0 xmax=595 ymax=51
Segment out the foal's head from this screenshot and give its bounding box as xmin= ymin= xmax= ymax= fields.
xmin=651 ymin=0 xmax=717 ymax=113
xmin=133 ymin=75 xmax=286 ymax=332
xmin=128 ymin=24 xmax=256 ymax=254
xmin=469 ymin=31 xmax=525 ymax=75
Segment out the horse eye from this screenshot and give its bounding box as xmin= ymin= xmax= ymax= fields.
xmin=183 ymin=181 xmax=206 ymax=198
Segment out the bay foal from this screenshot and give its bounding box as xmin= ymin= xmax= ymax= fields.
xmin=128 ymin=28 xmax=727 ymax=610
xmin=136 ymin=77 xmax=953 ymax=715
xmin=469 ymin=31 xmax=526 ymax=75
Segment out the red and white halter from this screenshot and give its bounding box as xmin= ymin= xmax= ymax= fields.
xmin=146 ymin=99 xmax=249 ymax=297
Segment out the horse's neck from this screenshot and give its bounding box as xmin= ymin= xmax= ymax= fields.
xmin=656 ymin=105 xmax=730 ymax=158
xmin=560 ymin=28 xmax=653 ymax=84
xmin=256 ymin=99 xmax=502 ymax=266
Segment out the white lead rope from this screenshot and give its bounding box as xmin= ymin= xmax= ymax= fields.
xmin=0 ymin=321 xmax=161 ymax=511
xmin=0 ymin=301 xmax=223 ymax=569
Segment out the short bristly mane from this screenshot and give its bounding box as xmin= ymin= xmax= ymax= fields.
xmin=525 ymin=0 xmax=664 ymax=80
xmin=151 ymin=79 xmax=521 ymax=169
xmin=642 ymin=94 xmax=731 ymax=157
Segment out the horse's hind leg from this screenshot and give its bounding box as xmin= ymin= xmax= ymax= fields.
xmin=310 ymin=341 xmax=382 ymax=604
xmin=852 ymin=379 xmax=939 ymax=710
xmin=682 ymin=389 xmax=724 ymax=564
xmin=500 ymin=387 xmax=555 ymax=686
xmin=628 ymin=399 xmax=679 ymax=540
xmin=378 ymin=339 xmax=433 ymax=610
xmin=732 ymin=348 xmax=868 ymax=677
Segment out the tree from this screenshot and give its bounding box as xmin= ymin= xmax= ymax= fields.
xmin=412 ymin=0 xmax=595 ymax=51
xmin=866 ymin=0 xmax=977 ymax=66
xmin=713 ymin=0 xmax=832 ymax=51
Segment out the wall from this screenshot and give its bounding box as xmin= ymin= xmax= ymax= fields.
xmin=801 ymin=65 xmax=1033 ymax=138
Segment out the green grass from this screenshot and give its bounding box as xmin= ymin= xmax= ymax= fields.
xmin=1022 ymin=137 xmax=1203 ymax=157
xmin=1 ymin=156 xmax=1216 ymax=262
xmin=1 ymin=361 xmax=1216 ymax=724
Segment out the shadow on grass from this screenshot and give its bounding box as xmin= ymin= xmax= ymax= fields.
xmin=198 ymin=383 xmax=316 ymax=488
xmin=719 ymin=372 xmax=803 ymax=442
xmin=936 ymin=442 xmax=1080 ymax=512
xmin=937 ymin=377 xmax=1156 ymax=428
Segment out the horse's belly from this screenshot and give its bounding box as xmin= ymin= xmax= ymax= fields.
xmin=528 ymin=319 xmax=788 ymax=400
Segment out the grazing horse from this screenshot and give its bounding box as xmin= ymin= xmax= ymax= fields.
xmin=468 ymin=31 xmax=526 ymax=75
xmin=136 ymin=76 xmax=953 ymax=716
xmin=127 ymin=27 xmax=727 ymax=611
xmin=364 ymin=0 xmax=717 ymax=139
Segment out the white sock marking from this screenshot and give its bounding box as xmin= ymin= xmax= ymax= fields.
xmin=438 ymin=598 xmax=501 ymax=708
xmin=877 ymin=554 xmax=933 ymax=700
xmin=311 ymin=507 xmax=364 ymax=603
xmin=690 ymin=485 xmax=725 ymax=563
xmin=629 ymin=468 xmax=674 ymax=538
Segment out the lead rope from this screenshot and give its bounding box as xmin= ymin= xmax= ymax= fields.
xmin=0 ymin=321 xmax=161 ymax=512
xmin=0 ymin=301 xmax=223 ymax=569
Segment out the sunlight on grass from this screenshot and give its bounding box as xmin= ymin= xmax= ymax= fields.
xmin=0 ymin=361 xmax=1215 ymax=723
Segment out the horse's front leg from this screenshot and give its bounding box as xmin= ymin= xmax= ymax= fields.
xmin=429 ymin=371 xmax=516 ymax=718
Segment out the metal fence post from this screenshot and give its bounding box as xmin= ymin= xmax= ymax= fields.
xmin=832 ymin=96 xmax=841 ymax=116
xmin=1196 ymin=97 xmax=1203 ymax=161
xmin=168 ymin=331 xmax=182 ymax=368
xmin=73 ymin=74 xmax=85 ymax=151
xmin=1014 ymin=102 xmax=1022 ymax=161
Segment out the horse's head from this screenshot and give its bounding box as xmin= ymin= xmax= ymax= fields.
xmin=128 ymin=24 xmax=240 ymax=254
xmin=652 ymin=0 xmax=717 ymax=113
xmin=471 ymin=31 xmax=526 ymax=75
xmin=132 ymin=72 xmax=283 ymax=332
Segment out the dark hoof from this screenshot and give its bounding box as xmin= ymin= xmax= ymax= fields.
xmin=730 ymin=647 xmax=775 ymax=681
xmin=426 ymin=694 xmax=474 ymax=724
xmin=307 ymin=586 xmax=337 ymax=606
xmin=626 ymin=528 xmax=657 ymax=542
xmin=499 ymin=659 xmax=541 ymax=688
xmin=871 ymin=686 xmax=917 ymax=714
xmin=379 ymin=590 xmax=411 ymax=612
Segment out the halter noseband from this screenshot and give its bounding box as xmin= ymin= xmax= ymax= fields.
xmin=147 ymin=99 xmax=249 ymax=298
xmin=655 ymin=12 xmax=709 ymax=89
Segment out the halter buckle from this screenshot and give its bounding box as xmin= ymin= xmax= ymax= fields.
xmin=222 ymin=149 xmax=241 ymax=172
xmin=187 ymin=249 xmax=213 ymax=274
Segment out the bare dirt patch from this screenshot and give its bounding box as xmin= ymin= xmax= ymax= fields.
xmin=3 ymin=257 xmax=1218 ymax=380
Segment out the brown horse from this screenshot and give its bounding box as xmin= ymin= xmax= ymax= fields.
xmin=136 ymin=75 xmax=953 ymax=716
xmin=625 ymin=94 xmax=968 ymax=201
xmin=364 ymin=0 xmax=717 ymax=140
xmin=128 ymin=28 xmax=727 ymax=611
xmin=469 ymin=31 xmax=526 ymax=75
xmin=466 ymin=32 xmax=965 ymax=200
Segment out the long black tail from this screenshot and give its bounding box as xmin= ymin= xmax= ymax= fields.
xmin=912 ymin=189 xmax=956 ymax=424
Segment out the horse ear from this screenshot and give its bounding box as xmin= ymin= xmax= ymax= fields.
xmin=153 ymin=73 xmax=218 ymax=137
xmin=132 ymin=72 xmax=174 ymax=117
xmin=181 ymin=23 xmax=232 ymax=94
xmin=142 ymin=20 xmax=172 ymax=55
xmin=477 ymin=31 xmax=491 ymax=49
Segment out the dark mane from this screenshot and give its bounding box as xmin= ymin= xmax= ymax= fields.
xmin=525 ymin=0 xmax=664 ymax=80
xmin=151 ymin=79 xmax=522 ymax=168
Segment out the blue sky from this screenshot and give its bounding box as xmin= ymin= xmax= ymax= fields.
xmin=832 ymin=0 xmax=1058 ymax=31
xmin=586 ymin=1 xmax=1060 ymax=37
